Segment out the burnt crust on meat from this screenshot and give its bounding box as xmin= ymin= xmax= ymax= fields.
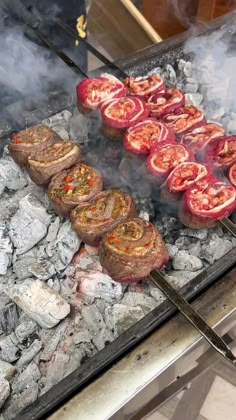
xmin=99 ymin=217 xmax=169 ymax=283
xmin=71 ymin=190 xmax=137 ymax=246
xmin=8 ymin=125 xmax=61 ymax=166
xmin=27 ymin=141 xmax=81 ymax=186
xmin=48 ymin=163 xmax=103 ymax=217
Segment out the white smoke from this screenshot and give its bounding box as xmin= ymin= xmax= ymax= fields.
xmin=0 ymin=26 xmax=77 ymax=101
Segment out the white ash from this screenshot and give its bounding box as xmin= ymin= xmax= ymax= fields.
xmin=81 ymin=305 xmax=114 ymax=351
xmin=1 ymin=382 xmax=39 ymax=420
xmin=185 ymin=93 xmax=203 ymax=107
xmin=42 ymin=110 xmax=72 ymax=141
xmin=39 ymin=319 xmax=69 ymax=362
xmin=0 ymin=334 xmax=21 ymax=363
xmin=16 ymin=339 xmax=42 ymax=368
xmin=6 ymin=279 xmax=70 ymax=329
xmin=172 ymin=251 xmax=203 ymax=271
xmin=0 ymin=156 xmax=28 ymax=192
xmin=0 ymin=377 xmax=10 ymax=409
xmin=0 ymin=303 xmax=20 ymax=336
xmin=0 ymin=360 xmax=16 ymax=381
xmin=15 ymin=321 xmax=38 ymax=343
xmin=200 ymin=233 xmax=234 ymax=264
xmin=19 ymin=194 xmax=52 ymax=227
xmin=105 ymin=304 xmax=144 ymax=336
xmin=11 ymin=361 xmax=41 ymax=394
xmin=122 ymin=292 xmax=157 ymax=314
xmin=162 ymin=64 xmax=177 ymax=87
xmin=76 ymin=270 xmax=123 ymax=304
xmin=166 ymin=244 xmax=179 ymax=259
xmin=9 ymin=210 xmax=47 ymax=255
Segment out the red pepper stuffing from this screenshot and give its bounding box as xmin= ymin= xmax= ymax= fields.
xmin=65 ymin=175 xmax=72 ymax=183
xmin=64 ymin=184 xmax=72 ymax=192
xmin=87 ymin=179 xmax=93 ymax=186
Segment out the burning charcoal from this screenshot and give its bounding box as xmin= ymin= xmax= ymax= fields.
xmin=39 ymin=319 xmax=69 ymax=362
xmin=188 ymin=241 xmax=202 ymax=258
xmin=9 ymin=211 xmax=47 ymax=255
xmin=0 ymin=252 xmax=10 ymax=275
xmin=178 ymin=59 xmax=186 ymax=73
xmin=42 ymin=110 xmax=72 ymax=129
xmin=39 ymin=351 xmax=70 ymax=394
xmin=0 ymin=303 xmax=20 ymax=335
xmin=19 ymin=194 xmax=52 ymax=227
xmin=185 ymin=93 xmax=203 ymax=107
xmin=183 ymin=61 xmax=192 ymax=78
xmin=0 ymin=377 xmax=10 ymax=409
xmin=81 ymin=305 xmax=114 ymax=350
xmin=227 ymin=115 xmax=236 ymax=134
xmin=73 ymin=330 xmax=92 ymax=345
xmin=175 ymin=237 xmax=192 ymax=249
xmin=76 ymin=270 xmax=123 ymax=304
xmin=183 ymin=78 xmax=199 ymax=94
xmin=47 ymin=278 xmax=61 ymax=293
xmin=45 ymin=217 xmax=61 ymax=243
xmin=0 ymin=175 xmax=6 ymax=197
xmin=1 ymin=382 xmax=39 ymax=420
xmin=11 ymin=362 xmax=41 ymax=394
xmin=200 ymin=233 xmax=234 ymax=264
xmin=105 ymin=304 xmax=144 ymax=336
xmin=6 ymin=279 xmax=70 ymax=329
xmin=149 ymin=287 xmax=166 ymax=302
xmin=122 ymin=292 xmax=157 ymax=314
xmin=166 ymin=244 xmax=178 ymax=259
xmin=0 ymin=334 xmax=21 ymax=363
xmin=172 ymin=251 xmax=203 ymax=271
xmin=179 ymin=228 xmax=208 ymax=241
xmin=50 ymin=220 xmax=81 ymax=272
xmin=0 ymin=360 xmax=16 ymax=381
xmin=28 ymin=258 xmax=56 ymax=281
xmin=13 ymin=255 xmax=36 ymax=281
xmin=148 ymin=67 xmax=163 ymax=77
xmin=15 ymin=321 xmax=37 ymax=343
xmin=0 ymin=156 xmax=27 ymax=191
xmin=16 ymin=339 xmax=42 ymax=367
xmin=162 ymin=64 xmax=177 ymax=87
xmin=50 ymin=125 xmax=69 ymax=140
xmin=165 ymin=269 xmax=204 ymax=288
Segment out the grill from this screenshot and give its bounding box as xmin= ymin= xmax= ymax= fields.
xmin=0 ymin=10 xmax=235 ymax=420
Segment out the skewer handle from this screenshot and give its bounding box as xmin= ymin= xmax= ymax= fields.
xmin=149 ymin=270 xmax=236 ymax=365
xmin=120 ymin=0 xmax=163 ymax=43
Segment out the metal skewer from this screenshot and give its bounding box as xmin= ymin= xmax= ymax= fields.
xmin=149 ymin=270 xmax=236 ymax=365
xmin=219 ymin=217 xmax=236 ymax=238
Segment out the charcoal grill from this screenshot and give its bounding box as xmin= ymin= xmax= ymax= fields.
xmin=0 ymin=9 xmax=236 ymax=420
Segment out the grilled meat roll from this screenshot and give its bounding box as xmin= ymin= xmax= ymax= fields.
xmin=228 ymin=162 xmax=236 ymax=188
xmin=8 ymin=125 xmax=60 ymax=166
xmin=101 ymin=96 xmax=149 ymax=140
xmin=179 ymin=176 xmax=236 ymax=229
xmin=76 ymin=74 xmax=127 ymax=115
xmin=99 ymin=217 xmax=169 ymax=283
xmin=71 ymin=189 xmax=136 ymax=246
xmin=147 ymin=88 xmax=185 ymax=119
xmin=48 ymin=162 xmax=103 ymax=217
xmin=28 ymin=141 xmax=81 ymax=185
xmin=180 ymin=123 xmax=225 ymax=155
xmin=161 ymin=162 xmax=210 ymax=202
xmin=124 ymin=74 xmax=165 ymax=99
xmin=161 ymin=105 xmax=206 ymax=136
xmin=123 ymin=118 xmax=175 ymax=155
xmin=146 ymin=142 xmax=194 ymax=183
xmin=206 ymin=136 xmax=236 ymax=169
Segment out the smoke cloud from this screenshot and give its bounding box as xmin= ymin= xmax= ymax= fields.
xmin=0 ymin=26 xmax=77 ymax=102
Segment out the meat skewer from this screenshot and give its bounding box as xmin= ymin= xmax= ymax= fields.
xmin=147 ymin=88 xmax=185 ymax=118
xmin=180 ymin=123 xmax=225 ymax=156
xmin=99 ymin=217 xmax=169 ymax=283
xmin=179 ymin=176 xmax=236 ymax=229
xmin=76 ymin=74 xmax=127 ymax=115
xmin=124 ymin=75 xmax=165 ymax=98
xmin=146 ymin=142 xmax=194 ymax=183
xmin=71 ymin=189 xmax=136 ymax=246
xmin=101 ymin=96 xmax=149 ymax=140
xmin=27 ymin=141 xmax=81 ymax=185
xmin=161 ymin=105 xmax=206 ymax=136
xmin=228 ymin=161 xmax=236 ymax=188
xmin=9 ymin=125 xmax=61 ymax=166
xmin=160 ymin=161 xmax=210 ymax=202
xmin=48 ymin=163 xmax=103 ymax=217
xmin=123 ymin=118 xmax=175 ymax=155
xmin=206 ymin=135 xmax=236 ymax=170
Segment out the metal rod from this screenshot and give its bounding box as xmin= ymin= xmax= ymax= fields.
xmin=149 ymin=270 xmax=236 ymax=366
xmin=219 ymin=217 xmax=236 ymax=238
xmin=32 ymin=27 xmax=88 ymax=79
xmin=54 ymin=17 xmax=127 ymax=78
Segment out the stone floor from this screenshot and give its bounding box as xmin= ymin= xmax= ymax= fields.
xmin=144 ymin=355 xmax=236 ymax=420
